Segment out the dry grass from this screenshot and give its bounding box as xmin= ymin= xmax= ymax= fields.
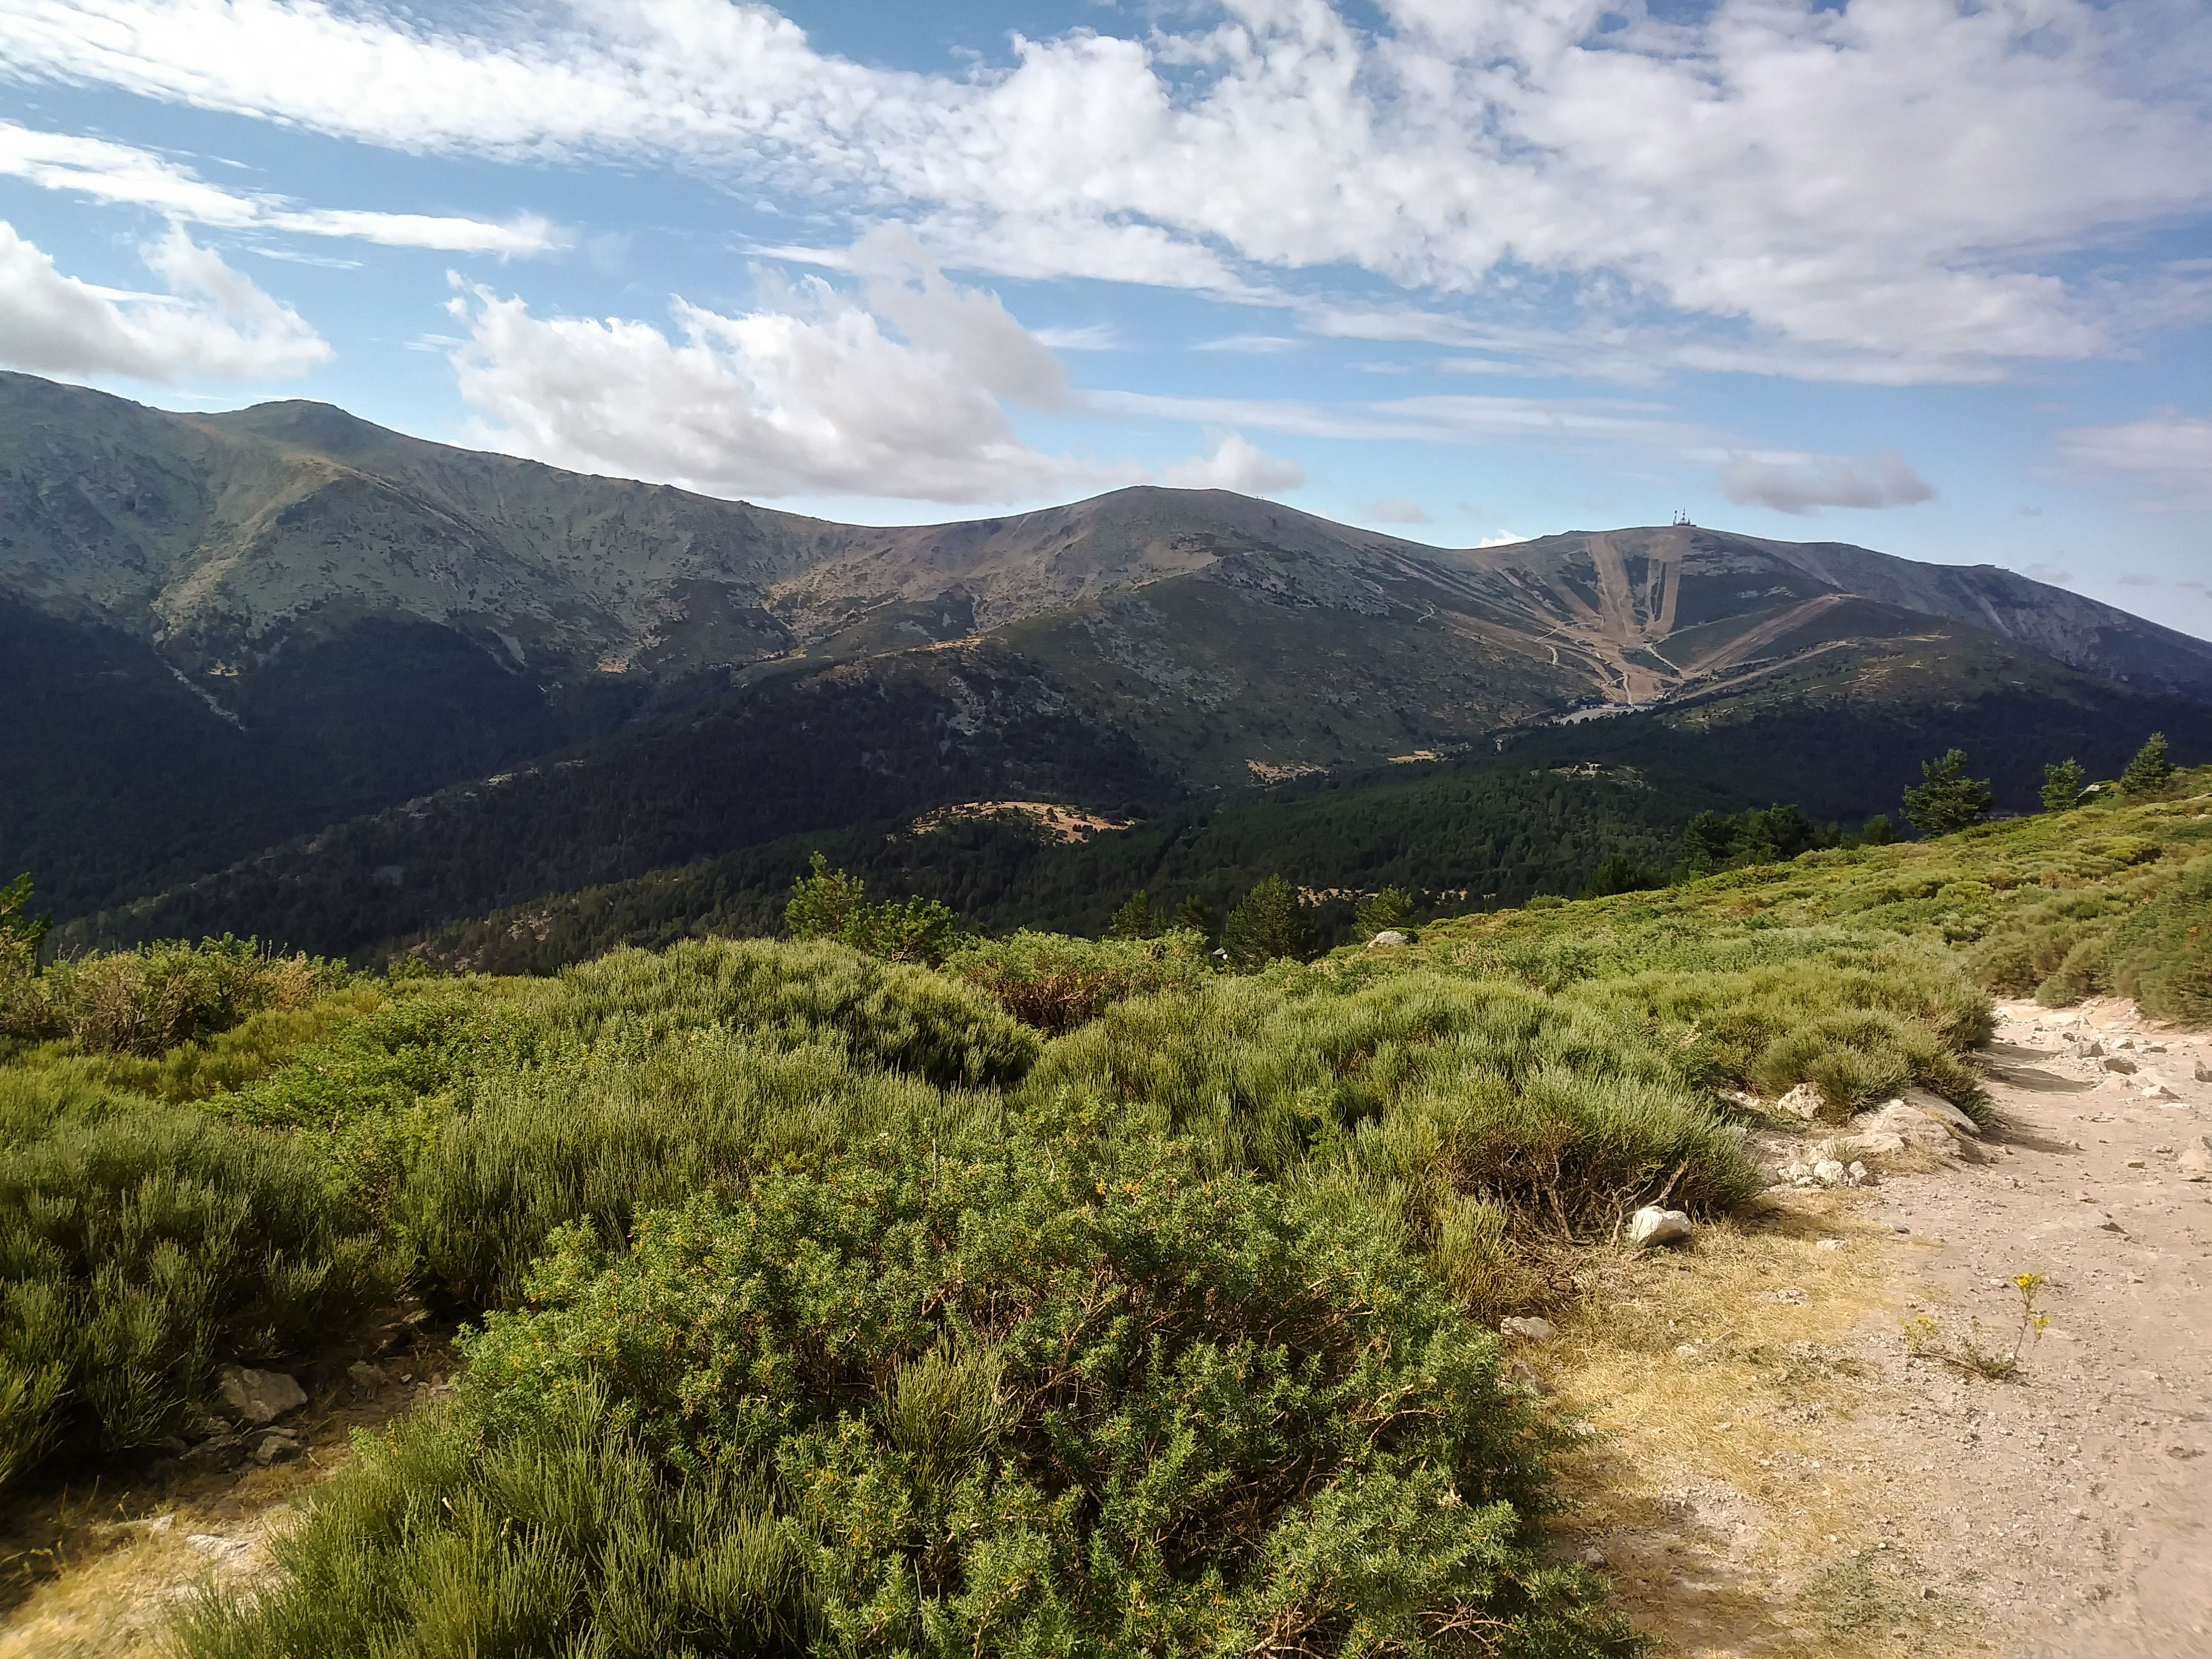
xmin=1531 ymin=1195 xmax=1983 ymax=1658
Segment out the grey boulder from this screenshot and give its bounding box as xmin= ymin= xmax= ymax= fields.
xmin=216 ymin=1365 xmax=307 ymax=1427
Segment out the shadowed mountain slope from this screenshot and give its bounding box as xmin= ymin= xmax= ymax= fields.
xmin=8 ymin=370 xmax=2211 ymax=929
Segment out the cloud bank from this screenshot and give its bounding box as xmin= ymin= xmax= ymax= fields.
xmin=4 ymin=0 xmax=2208 ymax=380
xmin=2059 ymin=412 xmax=2212 ymax=510
xmin=1719 ymin=451 xmax=1936 ymax=515
xmin=0 ymin=221 xmax=330 ymax=381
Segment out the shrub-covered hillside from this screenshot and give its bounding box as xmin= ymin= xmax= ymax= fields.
xmin=0 ymin=765 xmax=2203 ymax=1655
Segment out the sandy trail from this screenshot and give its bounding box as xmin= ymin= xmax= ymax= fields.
xmin=1863 ymin=998 xmax=2212 ymax=1658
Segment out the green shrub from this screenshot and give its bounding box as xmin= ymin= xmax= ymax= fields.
xmin=784 ymin=853 xmax=971 ymax=966
xmin=0 ymin=1073 xmax=385 ymax=1491
xmin=4 ymin=937 xmax=339 ymax=1057
xmin=523 ymin=938 xmax=1038 ymax=1091
xmin=432 ymin=1119 xmax=1641 ymax=1659
xmin=2109 ymin=856 xmax=2212 ymax=1026
xmin=1025 ymin=973 xmax=1761 ymax=1226
xmin=400 ymin=1030 xmax=993 ymax=1312
xmin=174 ymin=1383 xmax=809 ymax=1659
xmin=943 ymin=928 xmax=1211 ymax=1036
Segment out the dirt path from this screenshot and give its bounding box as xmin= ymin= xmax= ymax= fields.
xmin=1544 ymin=996 xmax=2210 ymax=1659
xmin=1866 ymin=998 xmax=2212 ymax=1657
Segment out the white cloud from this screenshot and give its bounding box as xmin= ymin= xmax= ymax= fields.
xmin=445 ymin=267 xmax=1118 ymax=503
xmin=1717 ymin=451 xmax=1936 ymax=515
xmin=0 ymin=119 xmax=562 ymax=255
xmin=5 ymin=0 xmax=2208 ymax=378
xmin=1162 ymin=432 xmax=1304 ymax=495
xmin=2024 ymin=563 xmax=2075 ymax=585
xmin=2057 ymin=410 xmax=2212 ymax=509
xmin=1473 ymin=529 xmax=1528 ymax=548
xmin=1196 ymin=334 xmax=1301 ymax=354
xmin=1362 ymin=496 xmax=1431 ymax=524
xmin=0 ymin=220 xmax=330 ymax=381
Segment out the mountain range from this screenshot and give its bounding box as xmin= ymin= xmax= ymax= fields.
xmin=6 ymin=368 xmax=2210 ymax=957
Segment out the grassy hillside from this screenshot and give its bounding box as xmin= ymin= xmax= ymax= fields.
xmin=3 ymin=752 xmax=2203 ymax=1653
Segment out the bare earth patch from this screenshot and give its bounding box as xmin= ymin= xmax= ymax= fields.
xmin=1529 ymin=998 xmax=2212 ymax=1657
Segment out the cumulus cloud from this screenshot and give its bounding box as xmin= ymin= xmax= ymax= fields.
xmin=2024 ymin=563 xmax=2075 ymax=585
xmin=0 ymin=120 xmax=560 ymax=254
xmin=1363 ymin=496 xmax=1431 ymax=524
xmin=0 ymin=220 xmax=330 ymax=381
xmin=1162 ymin=432 xmax=1304 ymax=495
xmin=2057 ymin=410 xmax=2212 ymax=509
xmin=1717 ymin=451 xmax=1936 ymax=515
xmin=5 ymin=0 xmax=2208 ymax=378
xmin=446 ymin=265 xmax=1115 ymax=502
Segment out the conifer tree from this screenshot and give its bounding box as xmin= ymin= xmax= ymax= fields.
xmin=1354 ymin=886 xmax=1415 ymax=936
xmin=1901 ymin=750 xmax=1994 ymax=837
xmin=2120 ymin=732 xmax=2174 ymax=796
xmin=1171 ymin=894 xmax=1213 ymax=937
xmin=1857 ymin=813 xmax=1898 ymax=847
xmin=1221 ymin=875 xmax=1312 ymax=968
xmin=1109 ymin=890 xmax=1161 ymax=940
xmin=2039 ymin=758 xmax=2088 ymax=812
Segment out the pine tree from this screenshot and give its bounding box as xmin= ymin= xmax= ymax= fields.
xmin=1170 ymin=895 xmax=1213 ymax=937
xmin=1109 ymin=890 xmax=1161 ymax=940
xmin=1353 ymin=886 xmax=1415 ymax=937
xmin=785 ymin=852 xmax=865 ymax=940
xmin=2039 ymin=758 xmax=2087 ymax=813
xmin=1221 ymin=876 xmax=1312 ymax=968
xmin=2119 ymin=732 xmax=2174 ymax=797
xmin=1901 ymin=750 xmax=1995 ymax=837
xmin=1857 ymin=813 xmax=1898 ymax=847
xmin=1578 ymin=853 xmax=1662 ymax=900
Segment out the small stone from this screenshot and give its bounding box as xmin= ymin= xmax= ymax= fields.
xmin=1900 ymin=1088 xmax=1981 ymax=1137
xmin=2127 ymin=1158 xmax=2147 ymax=1169
xmin=1368 ymin=931 xmax=1410 ymax=948
xmin=2196 ymin=1059 xmax=2211 ymax=1084
xmin=1500 ymin=1316 xmax=1557 ymax=1343
xmin=177 ymin=1435 xmax=249 ymax=1474
xmin=1775 ymin=1287 xmax=1810 ymax=1305
xmin=2104 ymin=1055 xmax=2139 ymax=1075
xmin=1628 ymin=1206 xmax=1693 ymax=1247
xmin=346 ymin=1360 xmax=387 ymax=1394
xmin=1583 ymin=1547 xmax=1608 ymax=1569
xmin=215 ymin=1365 xmax=307 ymax=1427
xmin=1674 ymin=1342 xmax=1700 ymax=1358
xmin=1847 ymin=1161 xmax=1872 ymax=1186
xmin=1505 ymin=1359 xmax=1552 ymax=1395
xmin=1816 ymin=1238 xmax=1846 ymax=1251
xmin=1813 ymin=1158 xmax=1848 ymax=1186
xmin=252 ymin=1431 xmax=300 ymax=1467
xmin=1776 ymin=1082 xmax=1825 ymax=1120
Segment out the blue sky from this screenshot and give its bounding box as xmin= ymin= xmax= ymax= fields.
xmin=2 ymin=0 xmax=2208 ymax=636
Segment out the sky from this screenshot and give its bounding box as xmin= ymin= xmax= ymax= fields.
xmin=1 ymin=0 xmax=2208 ymax=637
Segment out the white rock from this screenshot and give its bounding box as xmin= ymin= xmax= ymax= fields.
xmin=2177 ymin=1137 xmax=2212 ymax=1181
xmin=1900 ymin=1088 xmax=1981 ymax=1137
xmin=1583 ymin=1547 xmax=1608 ymax=1568
xmin=215 ymin=1365 xmax=307 ymax=1427
xmin=1774 ymin=1286 xmax=1811 ymax=1305
xmin=1853 ymin=1102 xmax=1960 ymax=1155
xmin=1368 ymin=931 xmax=1410 ymax=948
xmin=1813 ymin=1159 xmax=1848 ymax=1186
xmin=1500 ymin=1316 xmax=1558 ymax=1343
xmin=1848 ymin=1161 xmax=1871 ymax=1186
xmin=1816 ymin=1238 xmax=1847 ymax=1251
xmin=1629 ymin=1206 xmax=1693 ymax=1247
xmin=1776 ymin=1083 xmax=1825 ymax=1120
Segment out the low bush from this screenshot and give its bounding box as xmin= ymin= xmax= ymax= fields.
xmin=175 ymin=1381 xmax=809 ymax=1659
xmin=2109 ymin=855 xmax=2212 ymax=1025
xmin=1 ymin=936 xmax=340 ymax=1057
xmin=943 ymin=928 xmax=1211 ymax=1035
xmin=521 ymin=938 xmax=1038 ymax=1090
xmin=401 ymin=1029 xmax=994 ymax=1312
xmin=0 ymin=1071 xmax=385 ymax=1492
xmin=1024 ymin=972 xmax=1761 ymax=1228
xmin=416 ymin=1118 xmax=1641 ymax=1659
